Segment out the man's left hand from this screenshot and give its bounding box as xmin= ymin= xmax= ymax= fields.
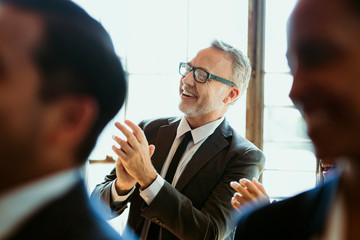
xmin=112 ymin=120 xmax=157 ymax=189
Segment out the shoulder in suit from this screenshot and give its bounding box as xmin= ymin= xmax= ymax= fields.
xmin=9 ymin=180 xmax=124 ymax=240
xmin=235 ymin=175 xmax=340 ymax=240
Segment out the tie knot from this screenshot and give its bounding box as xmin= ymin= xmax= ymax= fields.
xmin=183 ymin=131 xmax=192 ymax=141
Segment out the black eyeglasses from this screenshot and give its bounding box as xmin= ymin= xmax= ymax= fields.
xmin=179 ymin=62 xmax=236 ymax=87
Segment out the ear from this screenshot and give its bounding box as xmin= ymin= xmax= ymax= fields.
xmin=46 ymin=96 xmax=99 ymax=152
xmin=223 ymin=87 xmax=240 ymax=104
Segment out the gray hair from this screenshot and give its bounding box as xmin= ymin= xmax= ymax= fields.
xmin=211 ymin=39 xmax=251 ymax=97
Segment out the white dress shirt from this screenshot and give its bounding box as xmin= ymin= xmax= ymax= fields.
xmin=311 ymin=161 xmax=349 ymax=240
xmin=111 ymin=116 xmax=225 ymax=205
xmin=0 ymin=168 xmax=81 ymax=239
xmin=320 ymin=192 xmax=345 ymax=240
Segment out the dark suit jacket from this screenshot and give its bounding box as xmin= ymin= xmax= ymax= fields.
xmin=234 ymin=174 xmax=340 ymax=240
xmin=91 ymin=117 xmax=265 ymax=240
xmin=8 ymin=180 xmax=124 ymax=240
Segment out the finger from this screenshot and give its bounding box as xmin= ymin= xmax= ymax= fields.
xmin=112 ymin=145 xmax=127 ymax=160
xmin=115 ymin=159 xmax=127 ymax=173
xmin=112 ymin=134 xmax=125 ymax=146
xmin=233 ymin=192 xmax=244 ymax=203
xmin=240 ymin=178 xmax=262 ymax=196
xmin=115 ymin=122 xmax=138 ymax=147
xmin=124 ymin=120 xmax=148 ymax=144
xmin=232 ymin=192 xmax=250 ymax=209
xmin=232 ymin=192 xmax=247 ymax=204
xmin=233 ymin=191 xmax=242 ymax=200
xmin=236 ymin=179 xmax=257 ymax=200
xmin=230 ymin=181 xmax=248 ymax=196
xmin=113 ymin=135 xmax=133 ymax=155
xmin=230 ymin=181 xmax=245 ymax=193
xmin=231 ymin=196 xmax=242 ymax=211
xmin=253 ymin=178 xmax=268 ymax=196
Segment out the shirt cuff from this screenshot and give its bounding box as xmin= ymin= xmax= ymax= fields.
xmin=139 ymin=174 xmax=165 ymax=205
xmin=111 ymin=180 xmax=135 ymax=202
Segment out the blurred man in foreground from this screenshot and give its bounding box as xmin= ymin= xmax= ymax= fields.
xmin=235 ymin=0 xmax=360 ymax=239
xmin=0 ymin=0 xmax=126 ymax=239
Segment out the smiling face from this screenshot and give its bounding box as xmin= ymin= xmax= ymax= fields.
xmin=287 ymin=0 xmax=360 ymax=159
xmin=178 ymin=47 xmax=237 ymax=127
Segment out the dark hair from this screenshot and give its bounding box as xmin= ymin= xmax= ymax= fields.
xmin=350 ymin=0 xmax=360 ymax=16
xmin=1 ymin=0 xmax=127 ymax=163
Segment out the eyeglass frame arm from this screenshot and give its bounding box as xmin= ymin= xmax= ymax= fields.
xmin=208 ymin=74 xmax=236 ymax=87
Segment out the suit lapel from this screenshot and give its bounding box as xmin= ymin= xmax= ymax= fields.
xmin=151 ymin=120 xmax=179 ymax=173
xmin=175 ymin=121 xmax=231 ymax=192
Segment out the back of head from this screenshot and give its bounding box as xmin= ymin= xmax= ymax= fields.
xmin=0 ymin=0 xmax=127 ymax=162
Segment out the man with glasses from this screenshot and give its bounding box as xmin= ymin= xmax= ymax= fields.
xmin=91 ymin=40 xmax=265 ymax=240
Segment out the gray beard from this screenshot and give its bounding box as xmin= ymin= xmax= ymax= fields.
xmin=179 ymin=100 xmax=224 ymax=117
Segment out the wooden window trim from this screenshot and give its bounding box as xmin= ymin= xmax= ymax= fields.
xmin=246 ymin=0 xmax=265 ymax=150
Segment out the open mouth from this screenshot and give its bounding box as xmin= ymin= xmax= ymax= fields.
xmin=182 ymin=89 xmax=197 ymax=98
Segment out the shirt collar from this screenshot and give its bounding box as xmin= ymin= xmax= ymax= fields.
xmin=0 ymin=168 xmax=81 ymax=239
xmin=177 ymin=116 xmax=225 ymax=144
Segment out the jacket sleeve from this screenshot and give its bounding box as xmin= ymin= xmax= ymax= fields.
xmin=90 ymin=167 xmax=133 ymax=220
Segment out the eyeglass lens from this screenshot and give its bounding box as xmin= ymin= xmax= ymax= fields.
xmin=180 ymin=63 xmax=207 ymax=83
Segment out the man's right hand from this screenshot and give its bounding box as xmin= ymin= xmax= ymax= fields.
xmin=114 ymin=159 xmax=137 ymax=195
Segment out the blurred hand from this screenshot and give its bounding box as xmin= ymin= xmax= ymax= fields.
xmin=230 ymin=178 xmax=270 ymax=212
xmin=112 ymin=120 xmax=157 ymax=189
